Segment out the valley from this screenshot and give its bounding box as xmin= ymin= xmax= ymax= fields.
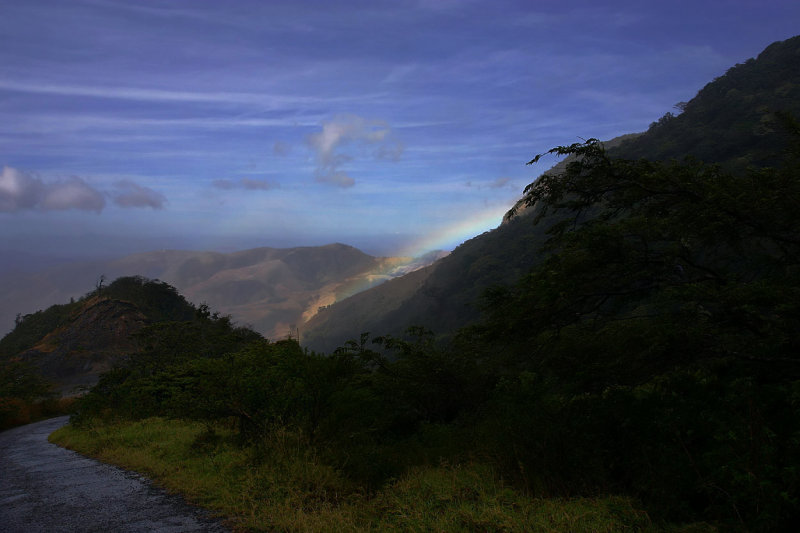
xmin=0 ymin=244 xmax=446 ymax=342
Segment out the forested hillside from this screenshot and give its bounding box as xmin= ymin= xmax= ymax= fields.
xmin=615 ymin=35 xmax=800 ymax=166
xmin=302 ymin=35 xmax=800 ymax=354
xmin=301 ymin=216 xmax=553 ymax=352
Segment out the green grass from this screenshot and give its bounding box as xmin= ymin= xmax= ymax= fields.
xmin=50 ymin=417 xmax=715 ymax=532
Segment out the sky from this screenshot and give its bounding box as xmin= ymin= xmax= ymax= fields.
xmin=2 ymin=0 xmax=799 ymax=266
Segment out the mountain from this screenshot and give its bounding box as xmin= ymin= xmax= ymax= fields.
xmin=302 ymin=218 xmax=551 ymax=352
xmin=0 ymin=276 xmax=199 ymax=393
xmin=613 ymin=35 xmax=800 ymax=166
xmin=301 ymin=35 xmax=800 ymax=353
xmin=302 ymin=134 xmax=639 ymax=353
xmin=0 ymin=243 xmax=442 ymax=341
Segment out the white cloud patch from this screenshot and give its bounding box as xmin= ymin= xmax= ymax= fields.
xmin=40 ymin=177 xmax=106 ymax=212
xmin=111 ymin=180 xmax=166 ymax=209
xmin=0 ymin=166 xmax=42 ymax=211
xmin=307 ymin=114 xmax=403 ymax=188
xmin=0 ymin=165 xmax=165 ymax=212
xmin=212 ymin=178 xmax=279 ymax=191
xmin=1 ymin=166 xmax=103 ymax=212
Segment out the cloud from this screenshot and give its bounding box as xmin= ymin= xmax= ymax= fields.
xmin=488 ymin=177 xmax=513 ymax=189
xmin=317 ymin=172 xmax=355 ymax=188
xmin=307 ymin=114 xmax=402 ymax=187
xmin=40 ymin=177 xmax=106 ymax=212
xmin=0 ymin=166 xmax=42 ymax=211
xmin=111 ymin=180 xmax=166 ymax=209
xmin=1 ymin=166 xmax=104 ymax=212
xmin=464 ymin=176 xmax=516 ymax=190
xmin=211 ymin=179 xmax=236 ymax=190
xmin=0 ymin=166 xmax=167 ymax=212
xmin=0 ymin=79 xmax=374 ymax=110
xmin=376 ymin=139 xmax=405 ymax=161
xmin=241 ymin=178 xmax=278 ymax=190
xmin=212 ymin=178 xmax=279 ymax=191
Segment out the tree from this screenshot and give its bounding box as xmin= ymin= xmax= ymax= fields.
xmin=95 ymin=274 xmax=106 ymax=296
xmin=508 ymin=137 xmax=800 ymax=371
xmin=0 ymin=359 xmax=54 ymax=429
xmin=476 ymin=135 xmax=800 ymax=527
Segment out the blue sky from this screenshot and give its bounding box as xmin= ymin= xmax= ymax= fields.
xmin=2 ymin=0 xmax=799 ymax=262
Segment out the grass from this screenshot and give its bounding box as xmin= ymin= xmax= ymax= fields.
xmin=50 ymin=417 xmax=715 ymax=532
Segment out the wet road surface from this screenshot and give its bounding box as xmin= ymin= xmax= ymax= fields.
xmin=0 ymin=416 xmax=230 ymax=532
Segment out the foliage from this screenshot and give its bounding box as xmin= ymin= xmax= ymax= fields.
xmin=71 ymin=310 xmax=262 ymax=425
xmin=0 ymin=301 xmax=82 ymax=356
xmin=467 ymin=133 xmax=800 ymax=529
xmin=0 ymin=357 xmax=77 ymax=430
xmin=101 ymin=275 xmax=197 ymax=323
xmin=0 ymin=358 xmax=57 ymax=429
xmin=0 ymin=359 xmax=53 ymax=400
xmin=615 ymin=36 xmax=800 ymax=168
xmin=0 ymin=276 xmax=198 ymax=360
xmin=499 ymin=136 xmax=800 ymax=377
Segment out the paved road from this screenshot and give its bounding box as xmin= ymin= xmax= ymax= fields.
xmin=0 ymin=416 xmax=230 ymax=532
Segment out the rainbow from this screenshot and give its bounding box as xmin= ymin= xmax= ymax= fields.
xmin=398 ymin=203 xmax=511 ymax=258
xmin=306 ymin=203 xmax=512 ymax=317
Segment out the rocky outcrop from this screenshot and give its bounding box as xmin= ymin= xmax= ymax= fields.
xmin=19 ymin=297 xmax=147 ymax=394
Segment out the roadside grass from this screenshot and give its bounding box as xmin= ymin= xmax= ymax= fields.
xmin=49 ymin=417 xmax=715 ymax=532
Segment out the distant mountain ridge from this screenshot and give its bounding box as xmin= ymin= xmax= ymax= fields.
xmin=0 ymin=243 xmax=443 ymax=340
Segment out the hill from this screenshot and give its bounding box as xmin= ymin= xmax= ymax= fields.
xmin=0 ymin=276 xmax=203 ymax=393
xmin=301 ymin=35 xmax=800 ymax=353
xmin=302 ymin=217 xmax=551 ymax=352
xmin=614 ymin=35 xmax=800 ymax=167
